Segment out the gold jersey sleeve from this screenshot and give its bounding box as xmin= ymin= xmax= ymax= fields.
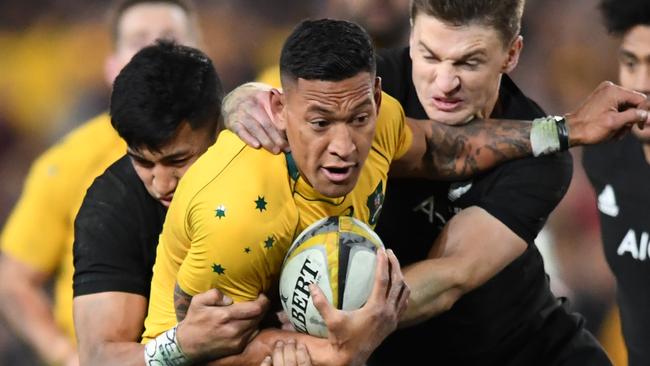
xmin=375 ymin=92 xmax=412 ymax=161
xmin=0 ymin=113 xmax=125 ymax=340
xmin=143 ymin=131 xmax=299 ymax=341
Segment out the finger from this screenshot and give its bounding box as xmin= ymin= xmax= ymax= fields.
xmin=386 ymin=249 xmax=405 ymax=307
xmin=233 ymin=122 xmax=262 ymax=149
xmin=242 ymin=110 xmax=276 ymax=152
xmin=611 ymin=108 xmax=649 ymax=130
xmin=226 ymin=298 xmax=268 ymax=320
xmin=283 ymin=339 xmax=297 ymax=366
xmin=296 ymin=343 xmax=312 ymax=366
xmin=247 ymin=107 xmax=286 ymax=153
xmin=194 ymin=288 xmax=233 ymax=306
xmin=261 ymin=356 xmax=272 ymax=366
xmin=608 ymin=81 xmax=647 ymax=107
xmin=272 ymin=341 xmax=285 ymax=366
xmin=309 ymin=282 xmax=336 ymax=325
xmin=396 ymin=282 xmax=411 ymax=317
xmin=367 ymin=248 xmax=390 ymax=304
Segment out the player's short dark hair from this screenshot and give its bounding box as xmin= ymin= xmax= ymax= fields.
xmin=110 ymin=40 xmax=223 ymax=151
xmin=411 ymin=0 xmax=525 ymax=46
xmin=599 ymin=0 xmax=650 ymax=36
xmin=108 ymin=0 xmax=197 ymax=45
xmin=279 ymin=18 xmax=376 ymax=86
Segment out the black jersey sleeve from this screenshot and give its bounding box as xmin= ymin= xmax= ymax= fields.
xmin=73 ymin=157 xmax=158 ymax=297
xmin=464 ymin=152 xmax=573 ymax=243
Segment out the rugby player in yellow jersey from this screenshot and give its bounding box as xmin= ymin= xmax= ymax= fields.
xmin=143 ymin=19 xmax=650 ymax=365
xmin=0 ymin=1 xmax=200 ymax=365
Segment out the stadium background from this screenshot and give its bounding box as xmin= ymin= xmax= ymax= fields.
xmin=0 ymin=0 xmax=624 ymax=364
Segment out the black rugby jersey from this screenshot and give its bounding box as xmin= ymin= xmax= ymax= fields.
xmin=584 ymin=135 xmax=650 ymax=366
xmin=370 ymin=47 xmax=574 ymax=365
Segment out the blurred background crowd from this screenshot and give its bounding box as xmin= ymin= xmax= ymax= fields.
xmin=0 ymin=0 xmax=625 ymax=364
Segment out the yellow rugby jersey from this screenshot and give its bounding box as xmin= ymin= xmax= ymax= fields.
xmin=1 ymin=113 xmax=125 ymax=340
xmin=143 ymin=93 xmax=411 ymax=340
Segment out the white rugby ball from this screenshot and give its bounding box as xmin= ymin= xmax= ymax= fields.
xmin=279 ymin=216 xmax=384 ymax=337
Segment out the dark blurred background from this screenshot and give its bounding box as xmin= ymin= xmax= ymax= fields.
xmin=0 ymin=0 xmax=625 ymax=364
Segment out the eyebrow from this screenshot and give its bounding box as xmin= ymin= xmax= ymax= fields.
xmin=305 ymin=99 xmax=373 ymax=115
xmin=418 ymin=40 xmax=487 ymax=60
xmin=127 ymin=150 xmax=191 ymax=163
xmin=619 ymin=49 xmax=650 ymax=63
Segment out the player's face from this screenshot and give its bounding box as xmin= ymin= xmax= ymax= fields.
xmin=618 ymin=25 xmax=650 ymax=143
xmin=106 ymin=2 xmax=197 ymax=84
xmin=274 ymin=72 xmax=380 ymax=198
xmin=328 ymin=0 xmax=411 ymax=46
xmin=409 ymin=15 xmax=522 ymax=125
xmin=128 ymin=122 xmax=214 ymax=207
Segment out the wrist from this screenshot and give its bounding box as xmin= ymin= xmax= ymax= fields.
xmin=144 ymin=325 xmax=192 ymax=366
xmin=530 ymin=115 xmax=570 ymax=156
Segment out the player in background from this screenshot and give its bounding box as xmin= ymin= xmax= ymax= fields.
xmin=583 ymin=1 xmax=650 ymax=365
xmin=0 ymin=1 xmax=200 ymax=365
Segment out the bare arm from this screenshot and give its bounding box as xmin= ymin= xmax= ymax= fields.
xmin=74 ymin=292 xmax=148 ymax=366
xmin=399 ymin=207 xmax=526 ymax=327
xmin=0 ymin=254 xmax=77 ymax=366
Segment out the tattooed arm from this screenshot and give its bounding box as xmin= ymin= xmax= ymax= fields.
xmin=392 ymin=117 xmax=531 ymax=179
xmin=393 ymin=81 xmax=650 ymax=179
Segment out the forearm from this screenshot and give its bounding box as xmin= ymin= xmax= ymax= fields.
xmin=78 ymin=341 xmax=145 ymax=366
xmin=399 ymin=257 xmax=466 ymax=328
xmin=422 ymin=118 xmax=532 ymax=180
xmin=0 ymin=276 xmax=74 ymax=364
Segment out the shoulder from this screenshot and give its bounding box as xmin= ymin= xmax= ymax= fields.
xmin=496 ymin=75 xmax=546 ymax=119
xmin=171 ymin=131 xmax=292 ymax=232
xmin=31 ymin=113 xmax=124 ymax=188
xmin=84 ymin=156 xmax=139 ymax=203
xmin=376 ymin=47 xmax=411 ymax=100
xmin=374 ymin=93 xmax=409 ymax=161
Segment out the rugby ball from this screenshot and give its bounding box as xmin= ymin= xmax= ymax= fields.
xmin=279 ymin=216 xmax=384 ymax=337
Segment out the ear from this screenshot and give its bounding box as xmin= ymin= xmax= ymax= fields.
xmin=269 ymin=88 xmax=286 ymax=130
xmin=374 ymin=77 xmax=382 ymax=113
xmin=502 ymin=35 xmax=523 ymax=73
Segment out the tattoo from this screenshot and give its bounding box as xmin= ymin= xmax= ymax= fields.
xmin=425 ymin=118 xmax=531 ymax=179
xmin=174 ymin=283 xmax=192 ymax=322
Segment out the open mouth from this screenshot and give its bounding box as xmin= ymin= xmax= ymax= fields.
xmin=321 ymin=166 xmax=355 ymax=183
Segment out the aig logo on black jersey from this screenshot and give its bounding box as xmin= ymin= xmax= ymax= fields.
xmin=598 ymin=185 xmax=619 ymax=217
xmin=618 ymin=229 xmax=650 ymax=261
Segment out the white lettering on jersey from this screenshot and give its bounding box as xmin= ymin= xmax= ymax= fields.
xmin=598 ymin=185 xmax=619 ymax=217
xmin=617 ymin=229 xmax=650 ymax=260
xmin=448 ymin=182 xmax=472 ymax=202
xmin=413 ymin=196 xmax=447 ymax=225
